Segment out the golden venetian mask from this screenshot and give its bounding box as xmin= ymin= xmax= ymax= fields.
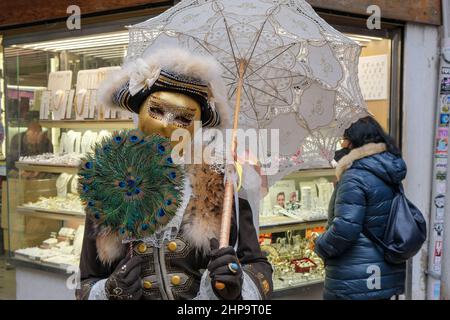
xmin=138 ymin=91 xmax=202 ymax=148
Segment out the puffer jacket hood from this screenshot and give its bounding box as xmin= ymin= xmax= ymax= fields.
xmin=335 ymin=143 xmax=406 ymax=184
xmin=352 ymin=152 xmax=407 ymax=185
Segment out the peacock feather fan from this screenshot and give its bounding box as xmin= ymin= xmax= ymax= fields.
xmin=78 ymin=129 xmax=185 ymax=240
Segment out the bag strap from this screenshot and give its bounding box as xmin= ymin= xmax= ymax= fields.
xmin=362 ymin=181 xmax=403 ymax=251
xmin=362 ymin=225 xmax=390 ymax=251
xmin=390 ymin=182 xmax=404 ymax=195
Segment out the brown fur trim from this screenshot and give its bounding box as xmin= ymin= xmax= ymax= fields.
xmin=96 ymin=228 xmax=126 ymax=266
xmin=336 ymin=143 xmax=387 ymax=181
xmin=181 ymin=164 xmax=224 ymax=255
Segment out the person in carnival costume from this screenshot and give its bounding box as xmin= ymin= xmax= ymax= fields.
xmin=76 ymin=47 xmax=273 ymax=300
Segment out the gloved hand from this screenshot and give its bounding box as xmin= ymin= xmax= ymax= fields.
xmin=208 ymin=238 xmax=243 ymax=300
xmin=105 ymin=254 xmax=143 ymax=300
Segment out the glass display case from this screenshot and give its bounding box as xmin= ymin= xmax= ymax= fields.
xmin=3 ymin=29 xmax=134 ymax=274
xmin=258 ymin=169 xmax=334 ymax=293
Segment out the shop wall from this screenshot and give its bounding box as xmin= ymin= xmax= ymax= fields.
xmin=360 ymin=38 xmax=392 ymax=132
xmin=0 ymin=0 xmax=171 ymax=28
xmin=308 ymin=0 xmax=441 ymax=25
xmin=402 ymin=23 xmax=440 ymax=300
xmin=0 ymin=0 xmax=442 ymax=29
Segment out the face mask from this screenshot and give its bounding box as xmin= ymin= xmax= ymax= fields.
xmin=138 ymin=91 xmax=202 ymax=147
xmin=334 ymin=148 xmax=350 ymax=162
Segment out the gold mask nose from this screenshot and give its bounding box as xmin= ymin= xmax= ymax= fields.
xmin=138 ymin=91 xmax=202 ymax=148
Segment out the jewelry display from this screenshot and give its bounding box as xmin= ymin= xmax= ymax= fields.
xmin=56 ymin=173 xmax=73 ymax=198
xmin=98 ymin=67 xmax=121 ymax=119
xmin=59 ymin=130 xmax=82 ymax=154
xmin=52 ymin=90 xmax=65 ymax=112
xmin=88 ymin=90 xmax=97 ymax=119
xmin=119 ymin=109 xmax=133 ymax=120
xmin=80 ymin=130 xmax=98 ymax=154
xmin=15 ymin=225 xmax=85 ymax=268
xmin=32 ymin=89 xmax=45 ymax=112
xmin=70 ymin=175 xmax=79 ymax=195
xmin=19 ymin=153 xmax=84 ymax=166
xmin=18 ymin=130 xmax=111 ymax=167
xmin=260 ymin=176 xmax=334 ymax=225
xmin=96 ymin=130 xmax=112 ymax=143
xmin=41 ymin=237 xmax=58 ymax=249
xmin=261 ymin=232 xmax=325 ymax=291
xmin=300 ymin=186 xmax=312 ymax=210
xmin=39 ymin=90 xmax=52 ymax=120
xmin=65 ymin=89 xmax=75 ymax=119
xmin=22 ymin=193 xmax=84 ymax=214
xmin=74 ymin=89 xmax=88 ymax=119
xmin=47 ymin=71 xmax=72 ymax=121
xmin=75 ymin=69 xmax=100 ymax=120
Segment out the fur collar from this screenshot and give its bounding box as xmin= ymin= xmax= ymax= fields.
xmin=180 ymin=164 xmax=224 ymax=254
xmin=336 ymin=143 xmax=387 ymax=181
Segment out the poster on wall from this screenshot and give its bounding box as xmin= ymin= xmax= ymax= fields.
xmin=436 ymin=136 xmax=448 ymax=154
xmin=441 ymin=77 xmax=450 ymax=94
xmin=358 ymin=54 xmax=389 ymax=101
xmin=263 ymin=180 xmax=296 ymax=213
xmin=439 ymin=113 xmax=450 ymax=127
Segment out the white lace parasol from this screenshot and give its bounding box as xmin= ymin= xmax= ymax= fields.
xmin=126 ymin=0 xmax=369 ymax=186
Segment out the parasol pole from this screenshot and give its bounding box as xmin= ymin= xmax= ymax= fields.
xmin=219 ymin=59 xmax=246 ymax=248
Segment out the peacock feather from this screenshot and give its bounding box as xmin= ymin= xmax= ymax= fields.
xmin=78 ymin=129 xmax=185 ymax=240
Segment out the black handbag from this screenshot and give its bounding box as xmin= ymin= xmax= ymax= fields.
xmin=362 ymin=184 xmax=427 ymax=264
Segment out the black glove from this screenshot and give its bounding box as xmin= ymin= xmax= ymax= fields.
xmin=208 ymin=238 xmax=243 ymax=300
xmin=105 ymin=254 xmax=143 ymax=300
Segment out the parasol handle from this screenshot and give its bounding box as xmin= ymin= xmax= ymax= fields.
xmin=219 ymin=60 xmax=246 ymax=248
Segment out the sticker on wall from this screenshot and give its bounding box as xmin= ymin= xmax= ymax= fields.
xmin=436 ymin=207 xmax=445 ymax=221
xmin=436 ymin=171 xmax=447 ymax=181
xmin=435 ymin=158 xmax=448 ymax=170
xmin=440 ymin=113 xmax=450 ymax=127
xmin=434 ymin=257 xmax=442 ymax=273
xmin=436 ymin=181 xmax=447 ymax=194
xmin=441 ymin=95 xmax=450 ymax=113
xmin=434 ymin=282 xmax=441 ymax=300
xmin=435 ymin=241 xmax=443 ymax=257
xmin=434 ymin=194 xmax=445 ymax=208
xmin=434 ymin=223 xmax=444 ymax=237
xmin=436 ymin=137 xmax=448 ymax=154
xmin=442 ymin=66 xmax=450 ymax=75
xmin=442 ymin=77 xmax=450 ymax=94
xmin=438 ymin=128 xmax=449 ymax=139
xmin=435 ymin=194 xmax=446 ymax=222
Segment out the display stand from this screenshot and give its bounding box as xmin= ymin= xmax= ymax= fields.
xmin=75 ymin=69 xmax=99 ymax=120
xmin=97 ymin=67 xmax=121 ymax=120
xmin=40 ymin=71 xmax=73 ymax=121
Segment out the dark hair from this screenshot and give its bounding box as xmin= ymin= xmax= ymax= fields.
xmin=344 ymin=116 xmax=401 ymax=156
xmin=277 ymin=192 xmax=285 ymax=198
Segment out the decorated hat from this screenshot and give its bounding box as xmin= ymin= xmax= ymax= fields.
xmin=98 ymin=47 xmax=231 ymax=128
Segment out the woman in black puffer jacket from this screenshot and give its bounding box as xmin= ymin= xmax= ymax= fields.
xmin=314 ymin=116 xmax=406 ymax=300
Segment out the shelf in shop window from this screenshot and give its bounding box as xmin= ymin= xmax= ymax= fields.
xmin=259 ymin=217 xmax=327 ymax=234
xmin=9 ymin=256 xmax=76 ymax=275
xmin=15 ymin=162 xmax=79 ymax=174
xmin=285 ymin=168 xmax=335 ymax=179
xmin=272 ymin=277 xmax=325 ymax=297
xmin=39 ymin=119 xmax=135 ymax=129
xmin=17 ymin=206 xmax=85 ymax=221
